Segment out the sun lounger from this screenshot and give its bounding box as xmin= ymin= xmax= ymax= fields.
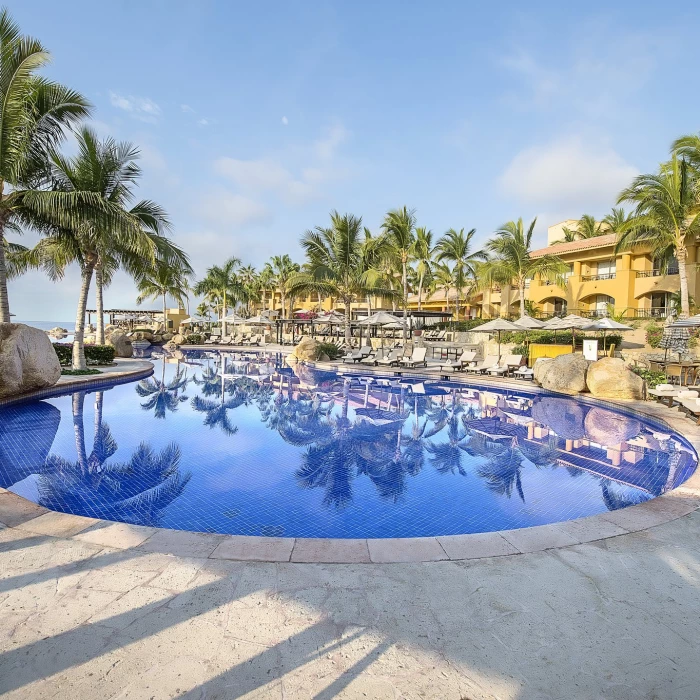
xmin=466 ymin=355 xmax=500 ymax=374
xmin=360 ymin=348 xmax=385 ymax=366
xmin=680 ymin=397 xmax=700 ymax=424
xmin=438 ymin=350 xmax=476 ymax=372
xmin=648 ymin=384 xmax=682 ymax=405
xmin=376 ymin=348 xmax=403 ymax=366
xmin=400 ymin=347 xmax=427 ymax=368
xmin=487 ymin=355 xmax=524 ymax=377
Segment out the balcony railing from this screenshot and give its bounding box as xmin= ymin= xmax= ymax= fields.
xmin=636 ymin=268 xmax=679 ymax=278
xmin=581 ymin=273 xmax=616 ymax=282
xmin=630 ymin=307 xmax=670 ymax=318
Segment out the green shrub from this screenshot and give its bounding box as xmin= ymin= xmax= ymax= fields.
xmin=184 ymin=333 xmax=203 ymax=345
xmin=631 ymin=367 xmax=667 ymax=389
xmin=54 ymin=344 xmax=115 ymax=366
xmin=316 ymin=341 xmax=342 ymax=360
xmin=510 ymin=344 xmax=528 ymax=356
xmin=645 ymin=322 xmax=663 ymax=348
xmin=61 ymin=368 xmax=101 ymax=376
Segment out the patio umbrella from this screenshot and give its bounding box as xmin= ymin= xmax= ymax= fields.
xmin=659 ymin=322 xmax=692 ymax=362
xmin=542 ymin=314 xmax=589 ymax=350
xmin=669 ymin=313 xmax=700 ymax=329
xmin=242 ymin=314 xmax=273 ymax=324
xmin=513 ymin=315 xmax=545 ymax=330
xmin=315 ymin=311 xmax=345 ymax=324
xmin=581 ymin=317 xmax=632 ymax=354
xmin=470 ymin=318 xmax=520 ymax=358
xmin=182 ymin=316 xmax=208 ymax=324
xmin=358 ymin=311 xmax=406 ymax=345
xmin=223 ymin=312 xmax=247 ymax=323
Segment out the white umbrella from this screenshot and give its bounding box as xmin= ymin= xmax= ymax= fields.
xmin=669 ymin=314 xmax=700 ymax=328
xmin=542 ymin=314 xmax=590 ymax=350
xmin=357 ymin=311 xmax=406 ymax=325
xmin=243 ymin=314 xmax=273 ymax=325
xmin=223 ymin=312 xmax=246 ymax=323
xmin=513 ymin=315 xmax=545 ymax=329
xmin=315 ymin=311 xmax=345 ymax=324
xmin=182 ymin=316 xmax=208 ymax=324
xmin=471 ymin=318 xmax=520 ymax=357
xmin=581 ymin=317 xmax=633 ymax=354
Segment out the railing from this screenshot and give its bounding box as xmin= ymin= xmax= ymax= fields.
xmin=636 ymin=268 xmax=679 ymax=278
xmin=581 ymin=273 xmax=616 ymax=282
xmin=629 ymin=307 xmax=670 ymax=318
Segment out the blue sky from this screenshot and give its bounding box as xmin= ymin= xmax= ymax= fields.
xmin=8 ymin=0 xmax=700 ymax=320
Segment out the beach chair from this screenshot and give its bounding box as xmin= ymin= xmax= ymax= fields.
xmin=376 ymin=347 xmax=403 ymax=366
xmin=400 ymin=347 xmax=427 ymax=368
xmin=466 ymin=355 xmax=500 ymax=374
xmin=438 ymin=350 xmax=476 ymax=373
xmin=486 ymin=356 xmax=509 ymax=376
xmin=680 ymin=396 xmax=700 ymax=424
xmin=360 ymin=348 xmax=385 ymax=366
xmin=204 ymin=335 xmax=219 ymax=345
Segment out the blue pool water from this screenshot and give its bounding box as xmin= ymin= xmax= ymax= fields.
xmin=0 ymin=349 xmax=696 ymax=538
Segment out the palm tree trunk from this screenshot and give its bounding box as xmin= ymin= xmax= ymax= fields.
xmin=519 ymin=278 xmax=526 ymax=318
xmin=221 ymin=289 xmax=227 ymax=338
xmin=402 ymin=260 xmax=408 ymax=341
xmin=0 ymin=216 xmax=11 ymax=323
xmin=95 ymin=265 xmax=105 ymax=344
xmin=73 ymin=259 xmax=96 ymax=370
xmin=162 ymin=292 xmax=167 ymax=333
xmin=677 ymin=248 xmax=690 ymax=317
xmin=344 ymin=299 xmax=352 ymax=346
xmin=366 ymin=293 xmax=372 ymax=344
xmin=418 ymin=272 xmax=424 ymax=312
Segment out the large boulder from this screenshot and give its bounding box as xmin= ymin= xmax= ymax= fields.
xmin=290 ymin=337 xmax=324 ymax=362
xmin=586 ymin=357 xmax=645 ymax=400
xmin=171 ymin=334 xmax=185 ymax=345
xmin=0 ymin=323 xmax=61 ymax=399
xmin=533 ymin=358 xmax=554 ymax=385
xmin=106 ymin=329 xmax=133 ymax=358
xmin=536 ymin=353 xmax=589 ymax=395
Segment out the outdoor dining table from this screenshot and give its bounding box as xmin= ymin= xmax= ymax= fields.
xmin=657 ymin=361 xmax=700 ymax=385
xmin=429 ymin=345 xmax=461 ymax=361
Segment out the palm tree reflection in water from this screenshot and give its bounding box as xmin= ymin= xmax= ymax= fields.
xmin=40 ymin=390 xmax=190 ymax=526
xmin=135 ymin=357 xmax=189 ymax=419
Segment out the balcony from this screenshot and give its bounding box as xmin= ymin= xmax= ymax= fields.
xmin=581 ymin=273 xmax=616 ymax=282
xmin=630 ymin=307 xmax=670 ymax=319
xmin=636 ymin=268 xmax=679 ymax=278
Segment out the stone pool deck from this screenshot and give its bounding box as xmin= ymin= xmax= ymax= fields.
xmin=2 ymin=350 xmax=700 ymax=697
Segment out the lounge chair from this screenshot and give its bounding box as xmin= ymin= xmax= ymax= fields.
xmin=487 ymin=355 xmax=524 ymax=377
xmin=377 ymin=347 xmax=403 ymax=366
xmin=205 ymin=335 xmax=220 ymax=345
xmin=400 ymin=347 xmax=427 ymax=368
xmin=438 ymin=350 xmax=476 ymax=373
xmin=680 ymin=396 xmax=700 ymax=424
xmin=648 ymin=383 xmax=682 ymax=406
xmin=466 ymin=355 xmax=500 ymax=374
xmin=343 ymin=346 xmax=371 ymax=363
xmin=361 ymin=348 xmax=385 ymax=366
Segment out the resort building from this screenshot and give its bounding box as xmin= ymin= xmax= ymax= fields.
xmin=404 ymin=221 xmax=692 ymax=320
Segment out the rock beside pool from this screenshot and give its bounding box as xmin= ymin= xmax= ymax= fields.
xmin=170 ymin=334 xmax=185 ymax=346
xmin=587 ymin=357 xmax=644 ymax=400
xmin=106 ymin=329 xmax=133 ymax=358
xmin=290 ymin=337 xmax=324 ymax=362
xmin=0 ymin=323 xmax=61 ymax=399
xmin=533 ymin=358 xmax=553 ymax=384
xmin=536 ymin=353 xmax=589 ymax=395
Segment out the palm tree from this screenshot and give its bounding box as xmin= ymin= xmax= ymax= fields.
xmin=193 ymin=257 xmax=245 ymax=338
xmin=238 ymin=264 xmax=259 ymax=315
xmin=480 ymin=217 xmax=567 ymax=318
xmin=616 ymin=155 xmax=700 ymax=317
xmin=292 ymin=211 xmax=392 ymax=345
xmin=671 ymin=133 xmax=700 ymax=170
xmin=382 ymin=207 xmax=417 ymax=338
xmin=435 ymin=228 xmax=486 ymax=320
xmin=411 ymin=227 xmax=434 ymax=311
xmin=431 ymin=261 xmax=454 ymax=316
xmin=0 ymin=9 xmax=93 ymax=322
xmin=257 ymin=265 xmax=274 ymax=313
xmin=602 ymin=207 xmax=634 ymax=233
xmin=28 ymin=128 xmax=174 ymax=369
xmin=264 ymin=254 xmax=299 ymax=319
xmin=136 ymin=259 xmax=191 ymax=332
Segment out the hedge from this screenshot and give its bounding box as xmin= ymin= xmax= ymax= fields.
xmin=54 ymin=344 xmax=115 ymax=366
xmin=184 ymin=333 xmax=203 ymax=345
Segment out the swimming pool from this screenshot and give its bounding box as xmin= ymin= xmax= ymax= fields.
xmin=0 ymin=349 xmax=696 ymax=538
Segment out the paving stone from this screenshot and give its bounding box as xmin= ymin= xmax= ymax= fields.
xmin=291 ymin=538 xmax=370 ymax=563
xmin=73 ymin=521 xmax=157 ymax=549
xmin=0 ymin=492 xmax=48 ymax=527
xmin=367 ymin=537 xmax=447 ymax=563
xmin=136 ymin=529 xmax=225 ymax=558
xmin=500 ymin=524 xmax=580 ymax=553
xmin=210 ymin=535 xmax=295 ymax=562
xmin=555 ymin=516 xmax=628 ymax=543
xmin=437 ymin=532 xmax=519 ymax=559
xmin=17 ymin=511 xmax=98 ymax=538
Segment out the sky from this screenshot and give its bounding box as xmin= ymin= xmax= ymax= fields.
xmin=7 ymin=0 xmax=700 ymax=321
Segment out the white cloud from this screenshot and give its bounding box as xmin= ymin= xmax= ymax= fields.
xmin=181 ymin=104 xmax=195 ymax=113
xmin=109 ymin=92 xmax=161 ymax=123
xmin=314 ymin=123 xmax=348 ymax=160
xmin=199 ymin=190 xmax=271 ymax=228
xmin=499 ymin=136 xmax=638 ymax=212
xmin=214 ymin=157 xmax=315 ymax=203
xmin=281 ymin=116 xmax=289 ymax=126
xmin=198 ymin=118 xmax=210 ymax=127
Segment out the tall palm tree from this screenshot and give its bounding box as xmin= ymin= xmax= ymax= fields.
xmin=292 ymin=211 xmax=392 ymax=345
xmin=193 ymin=257 xmax=245 ymax=338
xmin=553 ymin=214 xmax=607 ymax=244
xmin=671 ymin=133 xmax=700 ymax=170
xmin=0 ymin=9 xmax=93 ymax=322
xmin=257 ymin=265 xmax=274 ymax=314
xmin=435 ymin=228 xmax=486 ymax=320
xmin=264 ymin=254 xmax=299 ymax=319
xmin=430 ymin=262 xmax=454 ymax=317
xmin=136 ymin=259 xmax=191 ymax=331
xmin=616 ymin=155 xmax=700 ymax=317
xmin=382 ymin=206 xmax=417 ymax=338
xmin=238 ymin=264 xmax=259 ymax=315
xmin=602 ymin=207 xmax=634 ymax=234
xmin=28 ymin=128 xmax=174 ymax=369
xmin=480 ymin=217 xmax=567 ymax=318
xmin=411 ymin=227 xmax=434 ymax=311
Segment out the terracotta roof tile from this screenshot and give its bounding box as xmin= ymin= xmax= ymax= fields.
xmin=530 ymin=233 xmax=617 ymax=258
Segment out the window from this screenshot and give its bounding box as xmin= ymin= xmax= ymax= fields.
xmin=594 ymin=295 xmax=614 ymax=316
xmin=564 ymin=264 xmax=573 ymax=280
xmin=597 ymin=260 xmax=616 ymax=277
